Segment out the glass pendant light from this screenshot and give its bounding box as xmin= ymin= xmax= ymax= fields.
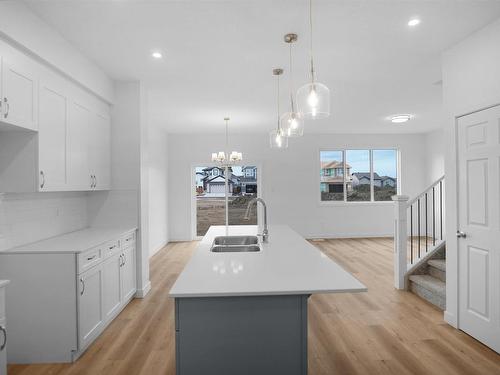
xmin=297 ymin=0 xmax=330 ymax=120
xmin=280 ymin=33 xmax=304 ymax=137
xmin=270 ymin=68 xmax=288 ymax=149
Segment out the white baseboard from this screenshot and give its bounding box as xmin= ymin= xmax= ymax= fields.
xmin=149 ymin=241 xmax=169 ymax=258
xmin=135 ymin=281 xmax=151 ymax=298
xmin=306 ymin=233 xmax=394 ymax=240
xmin=444 ymin=310 xmax=458 ymax=328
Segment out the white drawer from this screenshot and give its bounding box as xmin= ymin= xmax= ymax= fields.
xmin=122 ymin=231 xmax=136 ymax=248
xmin=78 ymin=247 xmax=102 ymax=274
xmin=102 ymin=238 xmax=121 ymax=259
xmin=0 ymin=288 xmax=5 ymax=320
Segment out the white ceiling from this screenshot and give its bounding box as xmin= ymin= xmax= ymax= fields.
xmin=25 ymin=0 xmax=500 ymax=134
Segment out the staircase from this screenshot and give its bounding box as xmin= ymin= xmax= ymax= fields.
xmin=393 ymin=176 xmax=446 ymax=310
xmin=408 ymin=245 xmax=446 ymax=310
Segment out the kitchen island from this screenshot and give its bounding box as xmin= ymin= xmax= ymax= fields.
xmin=170 ymin=225 xmax=366 ymax=375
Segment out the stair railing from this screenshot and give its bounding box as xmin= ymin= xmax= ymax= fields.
xmin=392 ymin=176 xmax=445 ymax=289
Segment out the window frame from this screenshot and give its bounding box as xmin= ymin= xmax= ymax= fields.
xmin=318 ymin=148 xmax=400 ymax=205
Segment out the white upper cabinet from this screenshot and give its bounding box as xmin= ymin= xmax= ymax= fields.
xmin=0 ymin=46 xmax=111 ymax=193
xmin=90 ymin=113 xmax=111 ymax=190
xmin=67 ymin=98 xmax=92 ymax=190
xmin=38 ymin=75 xmax=68 ymax=190
xmin=0 ymin=58 xmax=38 ymax=131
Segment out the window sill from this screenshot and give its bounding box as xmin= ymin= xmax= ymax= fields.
xmin=318 ymin=200 xmax=395 ymax=207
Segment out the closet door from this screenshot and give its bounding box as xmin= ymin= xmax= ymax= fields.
xmin=38 ymin=77 xmax=68 ymax=191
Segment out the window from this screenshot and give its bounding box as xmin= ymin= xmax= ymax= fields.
xmin=320 ymin=149 xmax=398 ymax=202
xmin=194 ymin=165 xmax=259 ymax=237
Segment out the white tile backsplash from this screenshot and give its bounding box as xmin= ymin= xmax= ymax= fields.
xmin=0 ymin=192 xmax=88 ymax=251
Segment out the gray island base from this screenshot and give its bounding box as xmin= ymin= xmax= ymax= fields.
xmin=170 ymin=225 xmax=367 ymax=375
xmin=175 ymin=294 xmax=310 ymax=375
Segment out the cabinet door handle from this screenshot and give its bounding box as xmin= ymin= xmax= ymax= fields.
xmin=94 ymin=175 xmax=97 ymax=188
xmin=80 ymin=278 xmax=85 ymax=296
xmin=40 ymin=170 xmax=45 ymax=189
xmin=87 ymin=254 xmax=97 ymax=261
xmin=0 ymin=325 xmax=6 ymax=351
xmin=90 ymin=175 xmax=93 ymax=188
xmin=109 ymin=245 xmax=116 ymax=250
xmin=120 ymin=254 xmax=124 ymax=267
xmin=3 ymin=98 xmax=9 ymax=119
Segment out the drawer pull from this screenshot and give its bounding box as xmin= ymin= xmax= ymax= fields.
xmin=109 ymin=245 xmax=116 ymax=250
xmin=87 ymin=255 xmax=97 ymax=261
xmin=0 ymin=325 xmax=6 ymax=351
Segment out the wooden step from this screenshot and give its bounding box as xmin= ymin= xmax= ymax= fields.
xmin=409 ymin=274 xmax=446 ymax=310
xmin=427 ymin=259 xmax=446 ymax=282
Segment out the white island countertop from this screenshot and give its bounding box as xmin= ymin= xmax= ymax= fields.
xmin=0 ymin=227 xmax=137 ymax=254
xmin=170 ymin=225 xmax=367 ymax=298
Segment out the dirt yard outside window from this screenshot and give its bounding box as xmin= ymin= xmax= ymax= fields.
xmin=196 ymin=195 xmax=258 ymax=236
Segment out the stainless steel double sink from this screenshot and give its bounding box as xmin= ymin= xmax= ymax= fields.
xmin=210 ymin=235 xmax=261 ymax=253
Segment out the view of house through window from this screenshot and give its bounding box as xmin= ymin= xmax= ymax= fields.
xmin=320 ymin=149 xmax=398 ymax=202
xmin=195 ymin=166 xmax=258 ymax=236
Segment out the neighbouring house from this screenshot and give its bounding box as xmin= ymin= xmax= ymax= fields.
xmin=351 ymin=172 xmax=396 ymax=188
xmin=201 ymin=167 xmax=239 ymax=194
xmin=240 ymin=166 xmax=258 ymax=195
xmin=320 ymin=161 xmax=352 ymax=193
xmin=381 ymin=176 xmax=396 ymax=187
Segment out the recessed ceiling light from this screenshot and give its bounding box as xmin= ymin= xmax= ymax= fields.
xmin=408 ymin=18 xmax=421 ymax=27
xmin=151 ymin=51 xmax=163 ymax=59
xmin=391 ymin=114 xmax=412 ymax=123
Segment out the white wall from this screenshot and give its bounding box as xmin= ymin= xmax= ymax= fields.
xmin=0 ymin=192 xmax=87 ymax=251
xmin=442 ymin=17 xmax=500 ymax=327
xmin=147 ymin=125 xmax=169 ymax=257
xmin=0 ymin=1 xmax=113 ymax=103
xmin=168 ymin=133 xmax=428 ymax=241
xmin=424 ymin=128 xmax=445 ymax=185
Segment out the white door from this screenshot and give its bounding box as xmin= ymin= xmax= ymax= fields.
xmin=102 ymin=252 xmax=122 ymax=322
xmin=457 ymin=105 xmax=500 ymax=353
xmin=38 ymin=77 xmax=68 ymax=190
xmin=67 ymin=100 xmax=91 ymax=190
xmin=92 ymin=113 xmax=111 ymax=190
xmin=78 ymin=265 xmax=104 ymax=349
xmin=121 ymin=246 xmax=136 ymax=302
xmin=1 ymin=60 xmax=38 ymax=130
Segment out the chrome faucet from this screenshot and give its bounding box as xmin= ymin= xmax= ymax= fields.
xmin=244 ymin=197 xmax=269 ymax=243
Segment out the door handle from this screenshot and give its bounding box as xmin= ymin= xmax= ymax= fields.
xmin=456 ymin=231 xmax=467 ymax=238
xmin=3 ymin=97 xmax=9 ymax=119
xmin=0 ymin=325 xmax=6 ymax=351
xmin=40 ymin=170 xmax=45 ymax=189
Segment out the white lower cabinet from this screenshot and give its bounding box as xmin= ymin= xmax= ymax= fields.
xmin=78 ymin=264 xmax=104 ymax=350
xmin=102 ymin=252 xmax=122 ymax=321
xmin=0 ymin=282 xmax=8 ymax=375
xmin=0 ymin=229 xmax=137 ymax=363
xmin=77 ymin=239 xmax=137 ymax=354
xmin=121 ymin=245 xmax=136 ymax=301
xmin=0 ymin=317 xmax=5 ymax=375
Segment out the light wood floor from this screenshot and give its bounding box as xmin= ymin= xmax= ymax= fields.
xmin=8 ymin=238 xmax=500 ymax=375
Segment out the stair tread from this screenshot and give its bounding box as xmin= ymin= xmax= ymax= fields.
xmin=427 ymin=259 xmax=446 ymax=272
xmin=409 ymin=274 xmax=445 ymax=297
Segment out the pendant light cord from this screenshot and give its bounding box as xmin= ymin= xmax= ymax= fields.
xmin=309 ymin=0 xmax=315 ymax=82
xmin=277 ymin=74 xmax=281 ymax=131
xmin=225 ymin=119 xmax=229 ymax=154
xmin=289 ymin=43 xmax=296 ymax=113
